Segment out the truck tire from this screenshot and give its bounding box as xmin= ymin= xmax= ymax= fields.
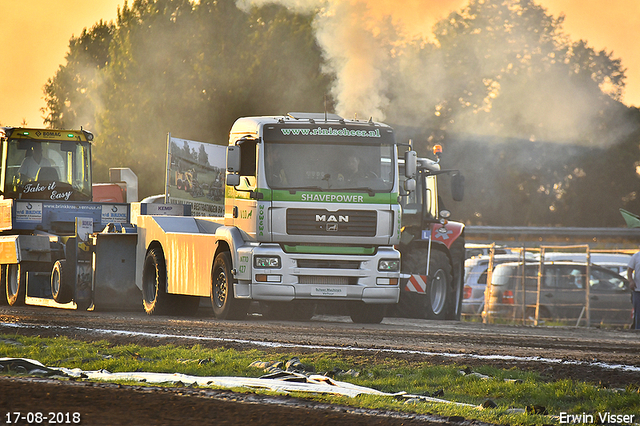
xmin=142 ymin=247 xmax=171 ymax=315
xmin=211 ymin=251 xmax=248 ymax=320
xmin=400 ymin=249 xmax=452 ymax=320
xmin=445 ymin=238 xmax=465 ymax=320
xmin=349 ymin=302 xmax=385 ymax=324
xmin=51 ymin=260 xmax=73 ymax=304
xmin=6 ymin=264 xmax=26 ymax=306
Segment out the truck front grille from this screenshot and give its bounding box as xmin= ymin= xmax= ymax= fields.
xmin=297 ymin=259 xmax=361 ymax=269
xmin=297 ymin=276 xmax=358 ymax=285
xmin=286 ymin=209 xmax=376 ymax=237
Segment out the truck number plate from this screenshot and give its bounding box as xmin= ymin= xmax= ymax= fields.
xmin=311 ymin=287 xmax=346 ymax=297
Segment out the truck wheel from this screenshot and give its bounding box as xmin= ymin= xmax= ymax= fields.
xmin=445 ymin=239 xmax=465 ymax=320
xmin=6 ymin=264 xmax=26 ymax=306
xmin=400 ymin=249 xmax=452 ymax=320
xmin=51 ymin=260 xmax=73 ymax=304
xmin=426 ymin=252 xmax=451 ymax=319
xmin=349 ymin=302 xmax=385 ymax=324
xmin=211 ymin=251 xmax=248 ymax=320
xmin=142 ymin=247 xmax=171 ymax=315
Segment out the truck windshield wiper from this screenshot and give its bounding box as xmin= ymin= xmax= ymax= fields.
xmin=286 ymin=186 xmax=326 ymax=194
xmin=340 ymin=187 xmax=377 ymax=197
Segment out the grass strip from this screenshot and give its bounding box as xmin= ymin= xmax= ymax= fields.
xmin=1 ymin=334 xmax=638 ymax=425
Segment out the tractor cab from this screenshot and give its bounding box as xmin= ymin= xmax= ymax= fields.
xmin=0 ymin=127 xmax=93 ymax=201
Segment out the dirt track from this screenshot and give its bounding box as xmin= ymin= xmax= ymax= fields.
xmin=1 ymin=305 xmax=639 ymax=425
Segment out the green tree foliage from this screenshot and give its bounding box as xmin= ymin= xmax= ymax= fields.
xmin=43 ymin=20 xmax=114 ymax=130
xmin=45 ymin=0 xmax=329 ymax=196
xmin=95 ymin=0 xmax=207 ymax=193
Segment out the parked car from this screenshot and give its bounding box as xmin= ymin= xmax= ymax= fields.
xmin=462 ymin=253 xmax=536 ymax=315
xmin=485 ymin=261 xmax=632 ymax=326
xmin=540 ymin=252 xmax=631 ymax=277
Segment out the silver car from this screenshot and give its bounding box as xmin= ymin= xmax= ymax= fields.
xmin=462 ymin=253 xmax=535 ymax=315
xmin=485 ymin=261 xmax=632 ymax=326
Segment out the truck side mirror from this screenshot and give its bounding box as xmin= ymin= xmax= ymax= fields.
xmin=451 ymin=172 xmax=465 ymax=202
xmin=226 ymin=173 xmax=240 ymax=187
xmin=404 ymin=150 xmax=417 ymax=179
xmin=404 ymin=178 xmax=416 ymax=193
xmin=226 ymin=146 xmax=241 ymax=173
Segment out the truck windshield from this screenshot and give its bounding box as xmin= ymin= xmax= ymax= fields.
xmin=4 ymin=139 xmax=91 ymax=201
xmin=264 ymin=143 xmax=394 ymax=193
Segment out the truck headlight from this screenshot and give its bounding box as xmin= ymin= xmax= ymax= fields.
xmin=254 ymin=256 xmax=281 ymax=268
xmin=378 ymin=259 xmax=400 ymax=272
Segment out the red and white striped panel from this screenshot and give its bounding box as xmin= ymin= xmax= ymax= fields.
xmin=405 ymin=274 xmax=428 ymax=294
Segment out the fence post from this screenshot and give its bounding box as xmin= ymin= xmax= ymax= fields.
xmin=535 ymin=247 xmax=545 ymax=326
xmin=482 ymin=243 xmax=496 ymax=324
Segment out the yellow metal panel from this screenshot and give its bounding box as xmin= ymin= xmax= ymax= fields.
xmin=0 ymin=236 xmax=18 ymax=263
xmin=0 ymin=199 xmax=13 ymax=230
xmin=166 ymin=232 xmax=217 ymax=297
xmin=136 ymin=214 xmax=220 ymax=298
xmin=0 ymin=235 xmax=52 ymax=264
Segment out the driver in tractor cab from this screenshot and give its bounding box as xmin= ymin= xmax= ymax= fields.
xmin=18 ymin=143 xmax=52 ymax=182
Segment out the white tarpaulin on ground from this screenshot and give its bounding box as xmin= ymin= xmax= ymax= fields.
xmin=63 ymin=369 xmax=387 ymax=398
xmin=0 ymin=357 xmax=475 ymax=406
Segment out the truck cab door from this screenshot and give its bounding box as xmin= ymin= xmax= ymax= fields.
xmin=225 ymin=138 xmax=258 ymax=238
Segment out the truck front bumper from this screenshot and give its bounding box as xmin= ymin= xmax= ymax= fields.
xmin=234 ymin=245 xmax=400 ymax=304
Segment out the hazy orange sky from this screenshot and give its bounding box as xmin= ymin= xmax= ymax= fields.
xmin=1 ymin=0 xmax=639 ymax=128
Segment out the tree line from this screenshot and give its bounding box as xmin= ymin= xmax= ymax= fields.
xmin=43 ymin=0 xmax=640 ymax=227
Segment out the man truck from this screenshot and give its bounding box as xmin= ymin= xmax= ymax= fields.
xmin=1 ymin=113 xmax=417 ymax=324
xmin=140 ymin=112 xmax=413 ymax=323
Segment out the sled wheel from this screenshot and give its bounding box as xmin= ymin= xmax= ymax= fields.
xmin=6 ymin=264 xmax=26 ymax=306
xmin=142 ymin=247 xmax=171 ymax=315
xmin=51 ymin=259 xmax=73 ymax=304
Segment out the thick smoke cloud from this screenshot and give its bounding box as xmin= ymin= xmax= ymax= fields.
xmin=237 ymin=0 xmax=465 ymax=121
xmin=237 ymin=0 xmax=630 ymax=148
xmin=233 ymin=0 xmax=639 ymax=227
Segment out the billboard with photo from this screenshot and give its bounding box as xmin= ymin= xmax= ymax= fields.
xmin=166 ymin=134 xmax=226 ymax=217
